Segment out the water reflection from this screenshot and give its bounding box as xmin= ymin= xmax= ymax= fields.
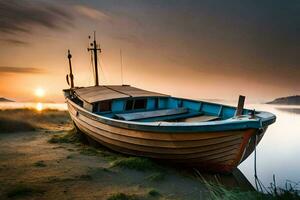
xmin=276 ymin=108 xmax=300 ymax=114
xmin=36 ymin=102 xmax=43 ymax=111
xmin=0 ymin=102 xmax=67 ymax=110
xmin=238 ymin=104 xmax=300 ymax=189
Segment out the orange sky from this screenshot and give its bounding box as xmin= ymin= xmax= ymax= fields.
xmin=0 ymin=1 xmax=299 ymax=103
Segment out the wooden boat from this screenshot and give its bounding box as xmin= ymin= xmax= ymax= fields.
xmin=63 ymin=34 xmax=276 ymax=173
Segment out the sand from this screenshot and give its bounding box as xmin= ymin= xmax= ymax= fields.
xmin=0 ymin=109 xmax=252 ymax=200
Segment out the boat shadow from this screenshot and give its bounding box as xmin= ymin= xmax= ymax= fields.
xmin=84 ymin=132 xmax=254 ymax=191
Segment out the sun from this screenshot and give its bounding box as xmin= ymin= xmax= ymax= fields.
xmin=35 ymin=88 xmax=45 ymax=98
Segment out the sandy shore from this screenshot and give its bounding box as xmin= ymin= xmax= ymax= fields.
xmin=0 ymin=109 xmax=253 ymax=200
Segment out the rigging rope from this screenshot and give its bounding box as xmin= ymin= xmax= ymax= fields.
xmin=120 ymin=49 xmax=124 ymax=85
xmin=254 ymin=132 xmax=269 ymax=193
xmin=97 ymin=53 xmax=107 ymax=84
xmin=89 ymin=51 xmax=95 ymax=85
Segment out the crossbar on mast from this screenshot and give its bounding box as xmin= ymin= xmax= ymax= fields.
xmin=88 ymin=31 xmax=101 ymax=86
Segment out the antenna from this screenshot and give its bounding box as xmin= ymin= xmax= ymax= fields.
xmin=67 ymin=49 xmax=74 ymax=88
xmin=120 ymin=49 xmax=124 ymax=85
xmin=87 ymin=31 xmax=101 ymax=86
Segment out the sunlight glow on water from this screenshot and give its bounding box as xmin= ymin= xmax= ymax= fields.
xmin=36 ymin=102 xmax=43 ymax=111
xmin=0 ymin=102 xmax=67 ymax=111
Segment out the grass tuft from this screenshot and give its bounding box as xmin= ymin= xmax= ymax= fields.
xmin=6 ymin=184 xmax=44 ymax=198
xmin=0 ymin=117 xmax=35 ymax=133
xmin=33 ymin=160 xmax=46 ymax=167
xmin=197 ymin=172 xmax=300 ymax=200
xmin=66 ymin=155 xmax=74 ymax=159
xmin=107 ymin=192 xmax=139 ymax=200
xmin=79 ymin=146 xmax=99 ymax=156
xmin=148 ymin=189 xmax=161 ymax=197
xmin=111 ymin=157 xmax=158 ymax=171
xmin=48 ymin=128 xmax=81 ymax=144
xmin=146 ymin=172 xmax=165 ymax=182
xmin=0 ymin=109 xmax=71 ymax=132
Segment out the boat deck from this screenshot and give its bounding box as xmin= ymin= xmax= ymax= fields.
xmin=101 ymin=107 xmax=221 ymax=123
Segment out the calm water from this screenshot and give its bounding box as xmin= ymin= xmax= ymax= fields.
xmin=0 ymin=102 xmax=67 ymax=111
xmin=238 ymin=104 xmax=300 ymax=189
xmin=0 ymin=102 xmax=299 ymax=188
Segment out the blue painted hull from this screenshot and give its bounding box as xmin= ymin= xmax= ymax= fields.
xmin=66 ymin=96 xmax=275 ymax=173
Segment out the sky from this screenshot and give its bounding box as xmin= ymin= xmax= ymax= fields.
xmin=0 ymin=0 xmax=299 ymax=103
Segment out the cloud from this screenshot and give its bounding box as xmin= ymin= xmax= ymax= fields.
xmin=112 ymin=34 xmax=145 ymax=46
xmin=0 ymin=38 xmax=28 ymax=45
xmin=0 ymin=66 xmax=45 ymax=74
xmin=0 ymin=0 xmax=73 ymax=35
xmin=74 ymin=5 xmax=110 ymax=21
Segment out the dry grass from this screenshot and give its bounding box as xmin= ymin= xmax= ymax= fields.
xmin=111 ymin=157 xmax=160 ymax=172
xmin=48 ymin=128 xmax=81 ymax=144
xmin=107 ymin=193 xmax=140 ymax=200
xmin=198 ymin=172 xmax=300 ymax=200
xmin=0 ymin=108 xmax=71 ymax=133
xmin=0 ymin=117 xmax=35 ymax=133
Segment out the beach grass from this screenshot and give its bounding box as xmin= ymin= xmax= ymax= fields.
xmin=107 ymin=192 xmax=139 ymax=200
xmin=200 ymin=174 xmax=300 ymax=200
xmin=147 ymin=189 xmax=161 ymax=197
xmin=146 ymin=172 xmax=165 ymax=182
xmin=33 ymin=160 xmax=46 ymax=167
xmin=48 ymin=128 xmax=81 ymax=144
xmin=111 ymin=157 xmax=159 ymax=172
xmin=0 ymin=108 xmax=71 ymax=133
xmin=48 ymin=127 xmax=124 ymax=162
xmin=0 ymin=117 xmax=35 ymax=133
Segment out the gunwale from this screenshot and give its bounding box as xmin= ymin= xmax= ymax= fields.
xmin=67 ymin=98 xmax=274 ymax=133
xmin=65 ymin=91 xmax=270 ymax=172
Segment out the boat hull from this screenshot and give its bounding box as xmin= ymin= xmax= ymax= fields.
xmin=67 ymin=99 xmax=265 ymax=173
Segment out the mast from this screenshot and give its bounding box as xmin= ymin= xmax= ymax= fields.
xmin=67 ymin=49 xmax=74 ymax=88
xmin=88 ymin=31 xmax=101 ymax=86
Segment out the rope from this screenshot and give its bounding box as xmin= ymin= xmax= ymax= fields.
xmin=254 ymin=132 xmax=269 ymax=193
xmin=97 ymin=52 xmax=107 ymax=84
xmin=89 ymin=51 xmax=95 ymax=85
xmin=120 ymin=49 xmax=124 ymax=85
xmin=254 ymin=134 xmax=260 ymax=191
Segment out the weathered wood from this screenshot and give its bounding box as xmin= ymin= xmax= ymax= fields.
xmin=65 ymin=90 xmax=275 ymax=173
xmin=75 ymin=114 xmax=244 ymax=148
xmin=183 ymin=115 xmax=220 ymax=122
xmin=74 ymin=85 xmax=168 ymax=103
xmin=115 ymin=108 xmax=188 ymax=121
xmin=235 ymin=95 xmax=245 ymax=116
xmin=67 ymin=101 xmax=260 ymax=172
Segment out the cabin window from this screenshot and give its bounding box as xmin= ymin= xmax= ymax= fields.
xmin=98 ymin=101 xmax=111 ymax=112
xmin=125 ymin=100 xmax=134 ymax=110
xmin=134 ymin=99 xmax=147 ymax=109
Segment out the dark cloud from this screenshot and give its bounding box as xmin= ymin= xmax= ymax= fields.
xmin=0 ymin=66 xmax=45 ymax=74
xmin=0 ymin=38 xmax=28 ymax=45
xmin=0 ymin=0 xmax=73 ymax=34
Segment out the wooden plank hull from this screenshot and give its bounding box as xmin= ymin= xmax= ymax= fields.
xmin=67 ymin=100 xmax=265 ymax=173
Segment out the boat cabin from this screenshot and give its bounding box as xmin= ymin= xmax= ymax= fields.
xmin=68 ymin=85 xmax=251 ymax=123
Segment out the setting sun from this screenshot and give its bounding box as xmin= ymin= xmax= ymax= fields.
xmin=35 ymin=88 xmax=45 ymax=98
